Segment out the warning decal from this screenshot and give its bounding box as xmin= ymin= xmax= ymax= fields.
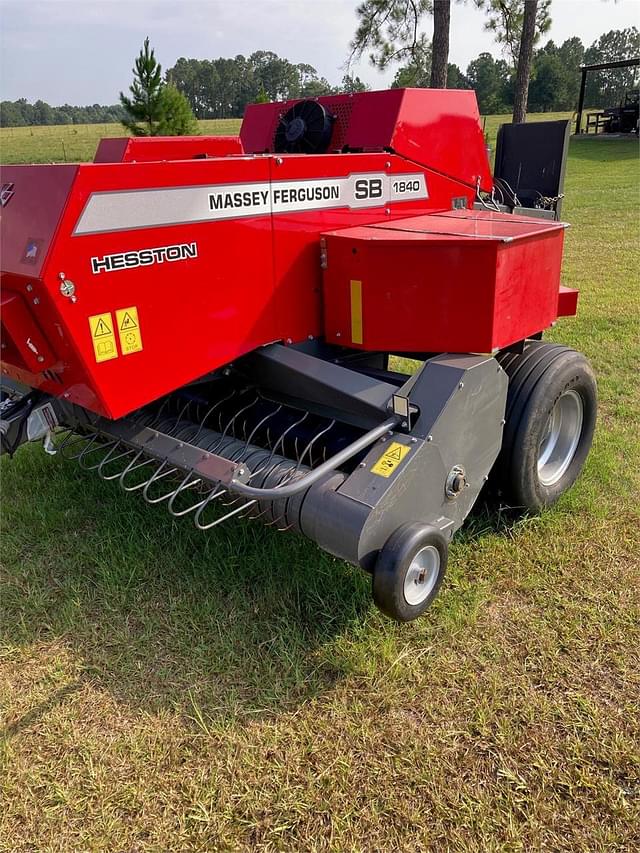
xmin=371 ymin=441 xmax=411 ymax=478
xmin=88 ymin=312 xmax=118 ymax=363
xmin=116 ymin=306 xmax=143 ymax=355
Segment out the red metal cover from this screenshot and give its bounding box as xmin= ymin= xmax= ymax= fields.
xmin=322 ymin=210 xmax=568 ymax=354
xmin=241 ymin=88 xmax=492 ymax=192
xmin=94 ymin=136 xmax=243 ymax=163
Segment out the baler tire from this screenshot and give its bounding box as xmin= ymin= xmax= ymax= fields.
xmin=494 ymin=343 xmax=597 ymax=512
xmin=372 ymin=523 xmax=448 ymax=622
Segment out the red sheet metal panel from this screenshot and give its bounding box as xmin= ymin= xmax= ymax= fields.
xmin=94 ymin=136 xmax=243 ymax=163
xmin=558 ymin=285 xmax=579 ymax=317
xmin=1 ymin=290 xmax=57 ymax=372
xmin=0 ymin=164 xmax=78 ymax=278
xmin=322 ymin=210 xmax=567 ymax=354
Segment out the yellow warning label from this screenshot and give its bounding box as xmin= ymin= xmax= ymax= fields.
xmin=371 ymin=441 xmax=411 ymax=478
xmin=115 ymin=306 xmax=143 ymax=356
xmin=88 ymin=312 xmax=118 ymax=363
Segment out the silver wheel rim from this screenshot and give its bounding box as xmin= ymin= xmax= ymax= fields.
xmin=537 ymin=389 xmax=584 ymax=487
xmin=403 ymin=545 xmax=440 ymax=606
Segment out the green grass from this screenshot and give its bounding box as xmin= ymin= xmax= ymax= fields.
xmin=1 ymin=124 xmax=639 ymax=851
xmin=0 ymin=118 xmax=242 ymax=164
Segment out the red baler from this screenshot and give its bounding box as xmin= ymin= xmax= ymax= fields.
xmin=0 ymin=89 xmax=596 ymax=621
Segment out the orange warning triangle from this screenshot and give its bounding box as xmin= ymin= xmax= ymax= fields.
xmin=119 ymin=311 xmax=137 ymax=331
xmin=93 ymin=317 xmax=112 ymax=337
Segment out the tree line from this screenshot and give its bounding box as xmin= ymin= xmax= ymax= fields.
xmin=0 ymin=99 xmax=125 ymax=127
xmin=1 ymin=26 xmax=637 ymax=128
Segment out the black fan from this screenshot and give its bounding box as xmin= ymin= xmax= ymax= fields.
xmin=274 ymin=100 xmax=334 ymax=154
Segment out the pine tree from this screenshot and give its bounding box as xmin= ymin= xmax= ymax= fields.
xmin=120 ymin=37 xmax=165 ymax=136
xmin=156 ymin=85 xmax=198 ymax=135
xmin=120 ymin=39 xmax=198 ymax=136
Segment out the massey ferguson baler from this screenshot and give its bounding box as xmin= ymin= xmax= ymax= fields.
xmin=0 ymin=89 xmax=596 ymax=621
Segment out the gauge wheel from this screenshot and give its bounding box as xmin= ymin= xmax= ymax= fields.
xmin=372 ymin=523 xmax=448 ymax=622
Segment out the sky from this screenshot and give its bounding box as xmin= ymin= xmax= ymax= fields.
xmin=0 ymin=0 xmax=638 ymax=105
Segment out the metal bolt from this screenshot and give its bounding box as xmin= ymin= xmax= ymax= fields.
xmin=359 ymin=461 xmax=366 ymax=468
xmin=285 ymin=337 xmax=293 ymax=345
xmin=410 ymin=437 xmax=418 ymax=444
xmin=26 ymin=284 xmax=33 ymax=292
xmin=458 ymin=381 xmax=464 ymax=390
xmin=335 ymin=332 xmax=341 ymax=338
xmin=384 ymin=207 xmax=391 ymax=215
xmin=385 ymin=161 xmax=391 ymax=168
xmin=33 ymin=298 xmax=40 ymax=305
xmin=427 ymin=434 xmax=433 ymax=442
xmin=63 ymin=392 xmax=70 ymax=398
xmin=275 ymin=157 xmax=283 ymax=165
xmin=401 ymin=420 xmax=407 ymax=428
xmin=238 ymin=468 xmax=245 ymax=476
xmin=307 ymin=335 xmax=314 ymax=341
xmin=60 ymin=279 xmax=76 ymax=299
xmin=483 ymin=475 xmax=489 ymax=482
xmin=37 ymin=355 xmax=44 ymax=363
xmin=500 ymin=419 xmax=506 ymax=426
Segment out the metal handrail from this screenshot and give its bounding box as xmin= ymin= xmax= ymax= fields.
xmin=227 ymin=415 xmax=399 ymax=500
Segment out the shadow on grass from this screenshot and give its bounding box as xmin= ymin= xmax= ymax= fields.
xmin=1 ymin=444 xmax=536 ymax=730
xmin=1 ymin=446 xmax=372 ymax=726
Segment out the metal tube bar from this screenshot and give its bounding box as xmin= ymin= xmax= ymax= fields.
xmin=575 ymin=68 xmax=587 ymax=135
xmin=228 ymin=415 xmax=400 ymax=499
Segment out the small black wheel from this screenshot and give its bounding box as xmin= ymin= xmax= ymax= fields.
xmin=494 ymin=342 xmax=597 ymax=511
xmin=372 ymin=523 xmax=448 ymax=622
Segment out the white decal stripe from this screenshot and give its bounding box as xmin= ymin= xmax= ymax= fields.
xmin=73 ymin=173 xmax=428 ymax=236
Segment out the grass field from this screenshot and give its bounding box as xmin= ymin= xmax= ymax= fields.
xmin=1 ymin=122 xmax=639 ymax=851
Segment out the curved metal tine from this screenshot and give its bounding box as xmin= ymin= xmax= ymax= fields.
xmin=201 ymin=394 xmax=258 ymax=456
xmin=250 ymin=411 xmax=309 ymax=480
xmin=76 ymin=434 xmax=116 ymax=469
xmin=241 ymin=405 xmax=278 ymax=451
xmin=215 ymin=394 xmax=261 ymax=449
xmin=166 ymin=471 xmax=208 ymax=517
xmin=53 ymin=428 xmax=77 ymax=453
xmin=141 ymin=459 xmax=182 ymax=504
xmin=195 ymin=496 xmax=257 ymax=531
xmin=160 ymin=398 xmax=193 ymax=438
xmin=295 ymin=419 xmax=336 ymax=473
xmin=261 ymin=469 xmax=297 ymax=526
xmin=192 ymin=484 xmax=227 ymax=529
xmin=251 ymin=464 xmax=295 ymax=521
xmin=119 ymin=450 xmax=162 ymax=492
xmin=98 ymin=443 xmax=138 ymax=481
xmin=58 ymin=429 xmax=97 ymax=461
xmin=146 ymin=398 xmax=172 ymax=429
xmin=191 ymin=389 xmax=238 ymax=444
